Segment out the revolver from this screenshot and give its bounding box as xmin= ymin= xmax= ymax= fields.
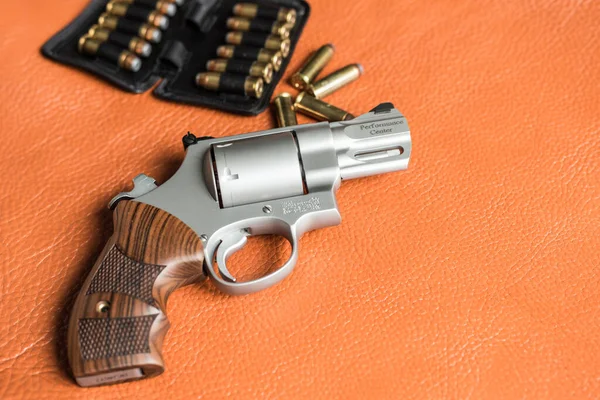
xmin=68 ymin=102 xmax=411 ymax=387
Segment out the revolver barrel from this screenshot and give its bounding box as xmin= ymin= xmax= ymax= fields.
xmin=330 ymin=103 xmax=410 ymax=180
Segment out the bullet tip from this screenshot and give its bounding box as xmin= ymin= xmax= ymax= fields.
xmin=151 ymin=29 xmax=162 ymax=43
xmin=141 ymin=43 xmax=152 ymax=57
xmin=159 ymin=17 xmax=169 ymax=30
xmin=166 ymin=4 xmax=177 ymax=16
xmin=131 ymin=57 xmax=142 ymax=72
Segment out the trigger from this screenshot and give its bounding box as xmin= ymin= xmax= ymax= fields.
xmin=216 ymin=230 xmax=250 ymax=282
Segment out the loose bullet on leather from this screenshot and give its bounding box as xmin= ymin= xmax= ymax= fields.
xmin=290 ymin=44 xmax=335 ymax=91
xmin=294 ymin=92 xmax=354 ymax=122
xmin=272 ymin=93 xmax=297 ymax=127
xmin=307 ymin=63 xmax=363 ymax=99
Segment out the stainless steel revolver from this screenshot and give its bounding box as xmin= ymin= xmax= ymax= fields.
xmin=68 ymin=102 xmax=411 ymax=387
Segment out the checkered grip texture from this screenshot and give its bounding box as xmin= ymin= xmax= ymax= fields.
xmin=87 ymin=246 xmax=165 ymax=306
xmin=78 ymin=315 xmax=158 ymax=360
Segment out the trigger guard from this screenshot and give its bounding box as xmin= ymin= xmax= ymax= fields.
xmin=206 ymin=229 xmax=299 ymax=296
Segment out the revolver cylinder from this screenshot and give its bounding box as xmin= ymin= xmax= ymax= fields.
xmin=211 ymin=132 xmax=305 ymax=208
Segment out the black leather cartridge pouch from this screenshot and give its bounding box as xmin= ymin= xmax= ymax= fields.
xmin=41 ymin=0 xmax=309 ymax=115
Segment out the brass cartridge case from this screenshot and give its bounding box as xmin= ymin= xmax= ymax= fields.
xmin=307 ymin=63 xmax=363 ymax=99
xmin=272 ymin=93 xmax=298 ymax=127
xmin=290 ymin=43 xmax=335 ymax=90
xmin=294 ymin=92 xmax=354 ymax=122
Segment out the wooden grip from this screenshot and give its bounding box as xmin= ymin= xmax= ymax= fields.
xmin=68 ymin=201 xmax=206 ymax=387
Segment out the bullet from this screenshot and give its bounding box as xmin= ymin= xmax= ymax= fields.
xmin=226 ymin=32 xmax=290 ymax=58
xmin=99 ymin=13 xmax=162 ymax=43
xmin=227 ymin=17 xmax=291 ymax=39
xmin=106 ymin=1 xmax=170 ymax=30
xmin=307 ymin=64 xmax=363 ymax=99
xmin=196 ymin=72 xmax=264 ymax=98
xmin=206 ymin=59 xmax=273 ymax=84
xmin=290 ymin=44 xmax=335 ymax=91
xmin=216 ymin=45 xmax=283 ymax=71
xmin=78 ymin=35 xmax=142 ymax=72
xmin=294 ymin=92 xmax=354 ymax=122
xmin=118 ymin=0 xmax=177 ymax=16
xmin=233 ymin=3 xmax=296 ymax=25
xmin=272 ymin=93 xmax=297 ymax=127
xmin=88 ymin=25 xmax=152 ymax=57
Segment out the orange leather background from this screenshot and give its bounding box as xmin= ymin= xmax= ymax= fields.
xmin=1 ymin=0 xmax=599 ymax=398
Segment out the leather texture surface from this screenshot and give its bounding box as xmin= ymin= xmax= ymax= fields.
xmin=1 ymin=0 xmax=599 ymax=398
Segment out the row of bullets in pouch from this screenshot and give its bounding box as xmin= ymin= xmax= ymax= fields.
xmin=195 ymin=3 xmax=297 ymax=98
xmin=77 ymin=0 xmax=184 ymax=72
xmin=274 ymin=44 xmax=363 ymax=124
